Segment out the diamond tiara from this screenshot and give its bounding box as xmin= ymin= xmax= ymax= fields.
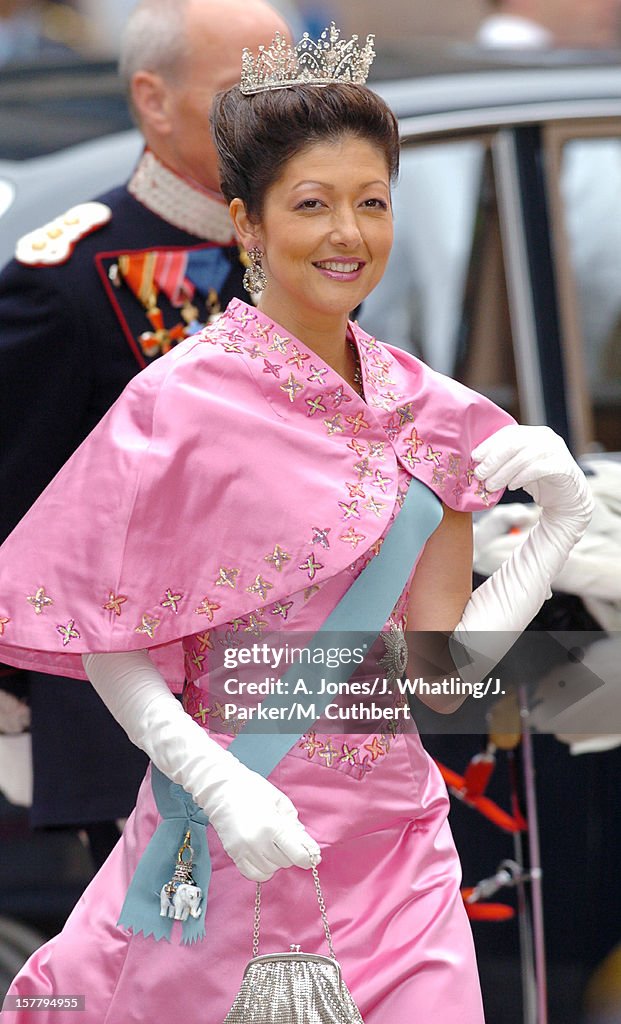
xmin=240 ymin=22 xmax=376 ymax=96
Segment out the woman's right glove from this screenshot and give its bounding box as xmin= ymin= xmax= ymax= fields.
xmin=450 ymin=424 xmax=594 ymax=686
xmin=82 ymin=649 xmax=320 ymax=882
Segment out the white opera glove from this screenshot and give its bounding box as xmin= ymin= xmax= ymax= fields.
xmin=82 ymin=650 xmax=320 ymax=882
xmin=450 ymin=425 xmax=594 ymax=684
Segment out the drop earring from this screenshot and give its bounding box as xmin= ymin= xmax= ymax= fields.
xmin=243 ymin=246 xmax=267 ymax=295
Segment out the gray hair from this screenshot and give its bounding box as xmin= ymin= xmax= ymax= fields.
xmin=119 ymin=0 xmax=191 ymax=97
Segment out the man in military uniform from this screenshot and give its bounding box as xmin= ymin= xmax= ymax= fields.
xmin=0 ymin=0 xmax=290 ymax=866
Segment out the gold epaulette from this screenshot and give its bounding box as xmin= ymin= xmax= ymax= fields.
xmin=15 ymin=202 xmax=112 ymax=267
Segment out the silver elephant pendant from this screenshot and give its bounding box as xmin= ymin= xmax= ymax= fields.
xmin=159 ymin=829 xmax=203 ymax=921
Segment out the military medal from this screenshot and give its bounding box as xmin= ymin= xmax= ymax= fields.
xmin=109 ymin=246 xmax=237 ymax=359
xmin=140 ymin=305 xmax=185 ymax=358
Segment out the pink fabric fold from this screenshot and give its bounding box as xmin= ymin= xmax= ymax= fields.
xmin=0 ymin=298 xmax=514 ymax=683
xmin=0 ymin=298 xmax=515 ymax=1019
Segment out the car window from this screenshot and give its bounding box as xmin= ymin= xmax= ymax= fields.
xmin=359 ymin=136 xmax=523 ymax=423
xmin=559 ymin=135 xmax=621 ymax=451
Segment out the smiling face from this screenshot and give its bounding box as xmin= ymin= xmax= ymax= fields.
xmin=231 ymin=134 xmax=393 ymax=347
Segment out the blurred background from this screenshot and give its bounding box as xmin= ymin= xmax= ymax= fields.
xmin=1 ymin=0 xmax=618 ymax=62
xmin=0 ymin=1 xmax=541 ymax=63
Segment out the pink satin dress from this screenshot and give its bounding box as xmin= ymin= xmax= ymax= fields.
xmin=5 ymin=485 xmax=483 ymax=1024
xmin=0 ymin=300 xmax=515 ymax=1022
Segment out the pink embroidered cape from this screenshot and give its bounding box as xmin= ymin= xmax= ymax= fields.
xmin=0 ymin=299 xmax=514 ymax=684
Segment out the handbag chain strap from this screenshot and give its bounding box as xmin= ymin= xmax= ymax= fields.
xmin=253 ymin=859 xmax=336 ymax=959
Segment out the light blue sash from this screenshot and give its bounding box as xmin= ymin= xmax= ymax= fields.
xmin=118 ymin=477 xmax=442 ymax=942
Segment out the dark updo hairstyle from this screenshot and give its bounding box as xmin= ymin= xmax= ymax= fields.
xmin=210 ymin=83 xmax=400 ymax=221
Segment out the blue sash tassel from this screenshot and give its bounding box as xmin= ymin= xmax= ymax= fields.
xmin=117 ymin=769 xmax=211 ymax=944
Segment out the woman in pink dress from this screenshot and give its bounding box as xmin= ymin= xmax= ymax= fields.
xmin=0 ymin=24 xmax=592 ymax=1024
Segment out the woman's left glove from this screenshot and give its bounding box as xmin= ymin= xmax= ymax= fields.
xmin=450 ymin=425 xmax=594 ymax=686
xmin=472 ymin=423 xmax=593 ymax=561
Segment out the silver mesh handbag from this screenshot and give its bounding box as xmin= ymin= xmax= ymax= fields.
xmin=222 ymin=861 xmax=364 ymax=1023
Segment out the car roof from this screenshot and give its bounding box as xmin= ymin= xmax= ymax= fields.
xmin=2 ymin=50 xmax=621 ymax=157
xmin=372 ymin=44 xmax=621 ymax=131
